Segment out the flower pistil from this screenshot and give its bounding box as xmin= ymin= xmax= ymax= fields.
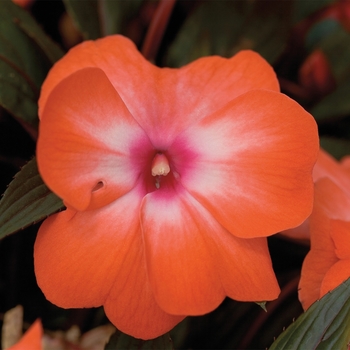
xmin=151 ymin=152 xmax=171 ymax=189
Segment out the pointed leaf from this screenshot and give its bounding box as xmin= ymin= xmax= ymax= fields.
xmin=166 ymin=0 xmax=292 ymax=67
xmin=14 ymin=8 xmax=64 ymax=64
xmin=62 ymin=0 xmax=101 ymax=39
xmin=0 ymin=157 xmax=64 ymax=239
xmin=269 ymin=278 xmax=350 ymax=350
xmin=98 ymin=0 xmax=144 ymax=36
xmin=63 ymin=0 xmax=144 ymax=39
xmin=0 ymin=0 xmax=64 ymax=130
xmin=104 ymin=330 xmax=173 ymax=350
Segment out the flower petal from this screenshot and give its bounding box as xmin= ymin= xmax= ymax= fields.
xmin=320 ymin=259 xmax=350 ymax=297
xmin=8 ymin=319 xmax=43 ymax=350
xmin=34 ymin=187 xmax=144 ymax=308
xmin=141 ymin=187 xmax=279 ymax=315
xmin=142 ymin=50 xmax=280 ymax=148
xmin=39 ymin=35 xmax=279 ymax=148
xmin=173 ymin=49 xmax=280 ymax=119
xmin=141 ymin=189 xmax=224 ymax=315
xmin=312 ymin=178 xmax=350 ymax=222
xmin=104 ymin=249 xmax=184 ymax=340
xmin=38 ymin=35 xmax=157 ymax=118
xmin=35 ymin=185 xmax=184 ymax=339
xmin=313 ymin=148 xmax=350 ymax=197
xmin=211 ymin=223 xmax=280 ymax=303
xmin=298 ymin=179 xmax=344 ymax=310
xmin=279 ymin=148 xmax=350 ymax=244
xmin=279 ymin=219 xmax=310 ymax=244
xmin=340 ymin=155 xmax=350 ymax=170
xmin=330 ymin=220 xmax=350 ymax=260
xmin=173 ymin=90 xmax=318 ymax=238
xmin=298 ymin=250 xmax=338 ymax=310
xmin=37 ymin=67 xmax=151 ymax=211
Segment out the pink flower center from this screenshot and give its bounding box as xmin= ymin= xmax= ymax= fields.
xmin=132 ymin=136 xmax=197 ymax=197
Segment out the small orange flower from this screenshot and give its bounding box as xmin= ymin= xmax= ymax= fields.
xmin=299 ymin=150 xmax=350 ymax=310
xmin=299 ymin=177 xmax=350 ymax=310
xmin=8 ymin=320 xmax=42 ymax=350
xmin=35 ymin=35 xmax=318 ymax=339
xmin=298 ymin=50 xmax=336 ymax=98
xmin=281 ymin=149 xmax=350 ymax=243
xmin=313 ymin=149 xmax=350 ymax=193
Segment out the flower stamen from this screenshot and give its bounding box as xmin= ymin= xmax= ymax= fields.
xmin=151 ymin=153 xmax=170 ymax=177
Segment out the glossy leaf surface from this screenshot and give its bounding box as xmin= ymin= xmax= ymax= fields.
xmin=63 ymin=0 xmax=144 ymax=39
xmin=269 ymin=278 xmax=350 ymax=350
xmin=0 ymin=157 xmax=64 ymax=239
xmin=0 ymin=0 xmax=63 ymax=130
xmin=166 ymin=0 xmax=292 ymax=67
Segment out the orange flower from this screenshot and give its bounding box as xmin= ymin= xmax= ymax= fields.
xmin=313 ymin=149 xmax=350 ymax=193
xmin=8 ymin=319 xmax=42 ymax=350
xmin=298 ymin=50 xmax=336 ymax=98
xmin=298 ymin=150 xmax=350 ymax=310
xmin=299 ymin=176 xmax=350 ymax=310
xmin=35 ymin=35 xmax=318 ymax=339
xmin=281 ymin=149 xmax=350 ymax=243
xmin=298 ymin=148 xmax=350 ymax=310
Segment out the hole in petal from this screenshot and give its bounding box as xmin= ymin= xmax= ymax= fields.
xmin=92 ymin=181 xmax=104 ymax=192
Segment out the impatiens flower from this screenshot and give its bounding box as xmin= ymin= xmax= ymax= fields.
xmin=281 ymin=148 xmax=350 ymax=243
xmin=313 ymin=149 xmax=350 ymax=194
xmin=298 ymin=178 xmax=350 ymax=310
xmin=8 ymin=319 xmax=42 ymax=350
xmin=35 ymin=35 xmax=318 ymax=339
xmin=299 ymin=151 xmax=350 ymax=310
xmin=298 ymin=50 xmax=336 ymax=98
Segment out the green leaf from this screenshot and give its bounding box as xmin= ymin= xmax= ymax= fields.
xmin=292 ymin=0 xmax=334 ymax=24
xmin=309 ymin=30 xmax=350 ymax=123
xmin=310 ymin=78 xmax=350 ymax=122
xmin=63 ymin=0 xmax=144 ymax=39
xmin=62 ymin=0 xmax=101 ymax=39
xmin=305 ymin=18 xmax=342 ymax=51
xmin=320 ymin=137 xmax=350 ymax=160
xmin=0 ymin=157 xmax=64 ymax=239
xmin=0 ymin=0 xmax=64 ymax=130
xmin=269 ymin=278 xmax=350 ymax=350
xmin=317 ymin=26 xmax=350 ymax=83
xmin=166 ymin=0 xmax=292 ymax=67
xmin=98 ymin=0 xmax=144 ymax=37
xmin=14 ymin=8 xmax=64 ymax=64
xmin=104 ymin=330 xmax=173 ymax=350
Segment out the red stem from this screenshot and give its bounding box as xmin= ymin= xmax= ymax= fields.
xmin=141 ymin=0 xmax=176 ymax=61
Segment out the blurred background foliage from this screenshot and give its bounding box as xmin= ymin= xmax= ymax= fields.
xmin=1 ymin=0 xmax=350 ymax=348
